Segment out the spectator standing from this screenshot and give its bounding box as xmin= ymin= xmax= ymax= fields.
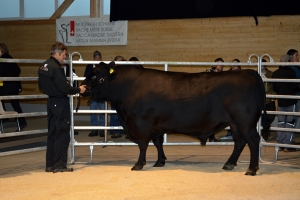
xmin=288 ymin=49 xmax=300 ymax=130
xmin=272 ymin=54 xmax=299 ymax=152
xmin=38 ymin=41 xmax=86 ymax=173
xmin=129 ymin=56 xmax=144 ymax=68
xmin=83 ymin=51 xmax=105 ymax=137
xmin=206 ymin=57 xmax=224 ymax=73
xmin=230 ymin=59 xmax=241 ymax=70
xmin=0 ymin=43 xmax=27 ymax=131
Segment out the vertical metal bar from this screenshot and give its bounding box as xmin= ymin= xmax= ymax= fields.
xmin=69 ymin=55 xmax=75 ymax=163
xmin=258 ymin=54 xmax=274 ymax=137
xmin=104 ymin=101 xmax=108 ymax=142
xmin=164 ymin=63 xmax=168 ymax=71
xmin=257 ymin=57 xmax=262 ymax=137
xmin=164 ymin=63 xmax=168 ymax=143
xmin=20 ymin=0 xmax=24 ymax=19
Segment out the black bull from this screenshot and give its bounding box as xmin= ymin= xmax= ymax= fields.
xmin=82 ymin=61 xmax=268 ymax=176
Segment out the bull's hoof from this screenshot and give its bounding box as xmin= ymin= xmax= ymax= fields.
xmin=153 ymin=161 xmax=165 ymax=167
xmin=131 ymin=164 xmax=144 ymax=171
xmin=245 ymin=171 xmax=256 ymax=176
xmin=244 ymin=167 xmax=258 ymax=176
xmin=222 ymin=162 xmax=237 ymax=171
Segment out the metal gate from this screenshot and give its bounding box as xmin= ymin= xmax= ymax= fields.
xmin=1 ymin=53 xmax=300 ymax=167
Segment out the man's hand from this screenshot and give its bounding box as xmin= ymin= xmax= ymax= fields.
xmin=79 ymin=85 xmax=86 ymax=94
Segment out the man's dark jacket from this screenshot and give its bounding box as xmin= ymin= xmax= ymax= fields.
xmin=38 ymin=57 xmax=80 ymax=96
xmin=0 ymin=53 xmax=22 ymax=95
xmin=272 ymin=66 xmax=298 ymax=107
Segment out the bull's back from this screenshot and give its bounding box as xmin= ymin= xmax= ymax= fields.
xmin=119 ymin=68 xmax=264 ymax=109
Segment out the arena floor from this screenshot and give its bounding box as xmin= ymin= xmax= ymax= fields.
xmin=1 ymin=118 xmax=300 ymax=199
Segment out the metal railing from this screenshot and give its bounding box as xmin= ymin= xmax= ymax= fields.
xmin=1 ymin=54 xmax=300 ymax=167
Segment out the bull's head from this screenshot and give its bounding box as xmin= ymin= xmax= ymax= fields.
xmin=81 ymin=61 xmax=115 ymax=101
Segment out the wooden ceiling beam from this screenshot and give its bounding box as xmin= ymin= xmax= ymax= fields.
xmin=50 ymin=0 xmax=74 ymax=19
xmin=90 ymin=0 xmax=101 ymax=18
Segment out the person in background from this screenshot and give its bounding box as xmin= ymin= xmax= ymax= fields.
xmin=260 ymin=58 xmax=276 ymax=141
xmin=206 ymin=57 xmax=224 ymax=142
xmin=38 ymin=41 xmax=86 ymax=173
xmin=0 ymin=43 xmax=27 ymax=132
xmin=83 ymin=51 xmax=105 ymax=137
xmin=230 ymin=59 xmax=241 ymax=70
xmin=129 ymin=56 xmax=144 ymax=68
xmin=206 ymin=57 xmax=224 ymax=73
xmin=272 ymin=54 xmax=299 ymax=152
xmin=288 ymin=49 xmax=300 ymax=132
xmin=114 ymin=55 xmax=126 ymax=62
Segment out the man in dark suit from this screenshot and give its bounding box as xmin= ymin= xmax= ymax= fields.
xmin=0 ymin=43 xmax=27 ymax=132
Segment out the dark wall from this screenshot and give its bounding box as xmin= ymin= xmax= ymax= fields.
xmin=110 ymin=0 xmax=300 ymax=22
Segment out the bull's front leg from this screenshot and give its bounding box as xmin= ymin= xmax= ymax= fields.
xmin=152 ymin=135 xmax=167 ymax=167
xmin=131 ymin=140 xmax=149 ymax=171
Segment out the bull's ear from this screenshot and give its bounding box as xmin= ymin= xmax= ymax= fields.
xmin=109 ymin=61 xmax=116 ymax=69
xmin=98 ymin=61 xmax=106 ymax=66
xmin=107 ymin=61 xmax=116 ymax=74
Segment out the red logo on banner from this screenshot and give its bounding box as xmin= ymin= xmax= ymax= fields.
xmin=70 ymin=21 xmax=75 ymax=36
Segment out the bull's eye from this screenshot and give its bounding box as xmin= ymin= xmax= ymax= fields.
xmin=92 ymin=76 xmax=96 ymax=80
xmin=99 ymin=78 xmax=104 ymax=83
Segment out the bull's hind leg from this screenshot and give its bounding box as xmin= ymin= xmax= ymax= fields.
xmin=223 ymin=125 xmax=260 ymax=176
xmin=223 ymin=125 xmax=246 ymax=171
xmin=131 ymin=140 xmax=149 ymax=171
xmin=243 ymin=128 xmax=260 ymax=176
xmin=152 ymin=135 xmax=167 ymax=167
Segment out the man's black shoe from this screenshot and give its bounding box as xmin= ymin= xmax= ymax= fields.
xmin=278 ymin=147 xmax=284 ymax=151
xmin=292 ymin=141 xmax=300 ymax=145
xmin=111 ymin=133 xmax=122 ymax=138
xmin=284 ymin=148 xmax=300 ymax=152
xmin=45 ymin=167 xmax=54 ymax=172
xmin=53 ymin=167 xmax=74 ymax=173
xmin=262 ymin=136 xmax=269 ymax=142
xmin=88 ymin=130 xmax=98 ymax=137
xmin=209 ymin=138 xmax=220 ymax=142
xmin=99 ymin=130 xmax=105 ymax=137
xmin=16 ymin=125 xmax=27 ymax=132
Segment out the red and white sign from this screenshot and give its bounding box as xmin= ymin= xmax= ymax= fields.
xmin=70 ymin=21 xmax=75 ymax=36
xmin=56 ymin=17 xmax=128 ymax=46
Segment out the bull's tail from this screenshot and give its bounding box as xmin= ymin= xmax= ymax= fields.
xmin=245 ymin=69 xmax=270 ymax=136
xmin=261 ymin=105 xmax=270 ymax=136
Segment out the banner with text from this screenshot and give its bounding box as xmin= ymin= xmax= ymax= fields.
xmin=56 ymin=17 xmax=127 ymax=46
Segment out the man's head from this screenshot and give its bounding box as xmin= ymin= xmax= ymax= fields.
xmin=280 ymin=54 xmax=290 ymax=62
xmin=287 ymin=49 xmax=299 ymax=62
xmin=261 ymin=58 xmax=267 ymax=71
xmin=114 ymin=55 xmax=125 ymax=61
xmin=50 ymin=42 xmax=68 ymax=63
xmin=230 ymin=59 xmax=241 ymax=70
xmin=0 ymin=43 xmax=8 ymax=56
xmin=93 ymin=51 xmax=102 ymax=61
xmin=129 ymin=57 xmax=139 ymax=61
xmin=214 ymin=57 xmax=224 ymax=72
